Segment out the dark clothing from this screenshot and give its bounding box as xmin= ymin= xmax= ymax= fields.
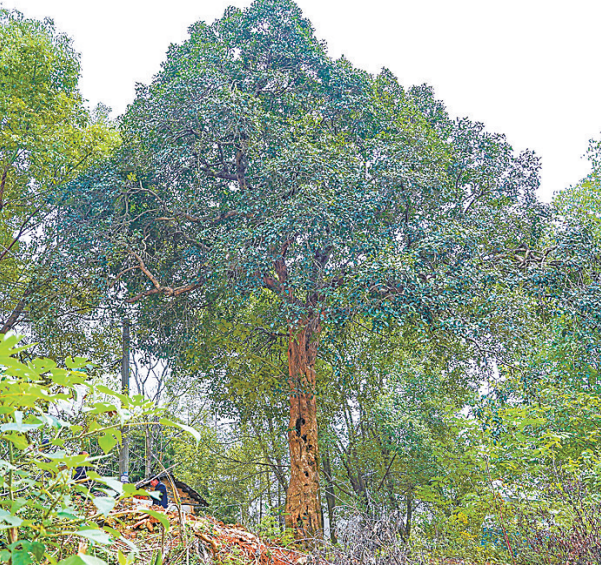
xmin=152 ymin=481 xmax=169 ymax=509
xmin=74 ymin=466 xmax=88 ymax=482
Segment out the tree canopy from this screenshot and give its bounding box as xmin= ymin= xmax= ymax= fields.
xmin=60 ymin=0 xmax=550 ymax=538
xmin=0 ymin=8 xmax=119 ymax=345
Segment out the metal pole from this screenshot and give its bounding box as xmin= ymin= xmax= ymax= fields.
xmin=119 ymin=319 xmax=130 ymax=482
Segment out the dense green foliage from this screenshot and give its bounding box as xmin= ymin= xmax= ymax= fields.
xmin=0 ymin=333 xmax=191 ymax=565
xmin=1 ymin=1 xmax=601 ymax=563
xmin=58 ymin=0 xmax=550 ymax=537
xmin=0 ymin=8 xmax=120 ymax=361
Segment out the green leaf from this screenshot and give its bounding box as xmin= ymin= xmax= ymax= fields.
xmin=122 ymin=484 xmax=150 ymax=496
xmin=96 ymin=385 xmax=129 ymax=405
xmin=0 ymin=509 xmax=23 ymax=527
xmin=92 ymin=496 xmax=116 ymax=516
xmin=103 ymin=526 xmax=121 ymax=540
xmin=0 ymin=411 xmax=41 ymax=432
xmin=142 ymin=509 xmax=170 ymax=531
xmin=65 ymin=356 xmax=90 ymax=369
xmin=5 ymin=542 xmax=45 ymax=565
xmin=159 ymin=418 xmax=200 ymax=443
xmin=150 ymin=551 xmax=163 ymax=565
xmin=9 ymin=498 xmax=27 ymax=513
xmin=88 ymin=474 xmax=123 ymax=495
xmin=2 ymin=432 xmax=29 ymax=450
xmin=57 ymin=508 xmax=79 ymax=519
xmin=57 ymin=555 xmax=107 ymax=565
xmin=75 ymin=528 xmax=112 ymax=545
xmin=85 ymin=403 xmax=119 ymax=415
xmin=11 ymin=549 xmax=33 ymax=565
xmin=98 ymin=430 xmax=120 ymax=454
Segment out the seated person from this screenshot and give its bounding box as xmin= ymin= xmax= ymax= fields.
xmin=73 ymin=451 xmax=90 ymax=482
xmin=149 ymin=477 xmax=169 ymax=509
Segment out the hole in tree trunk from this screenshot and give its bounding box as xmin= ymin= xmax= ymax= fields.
xmin=295 ymin=417 xmax=305 ymax=436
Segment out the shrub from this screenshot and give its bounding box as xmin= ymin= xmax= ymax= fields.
xmin=0 ymin=333 xmax=194 ymax=565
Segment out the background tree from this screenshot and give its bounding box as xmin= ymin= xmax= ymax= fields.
xmin=555 ymin=136 xmax=601 ymax=241
xmin=0 ymin=8 xmax=119 ymax=358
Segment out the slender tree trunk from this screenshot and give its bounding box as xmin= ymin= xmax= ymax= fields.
xmin=0 ymin=168 xmax=8 ymax=211
xmin=0 ymin=286 xmax=32 ymax=334
xmin=248 ymin=416 xmax=288 ymax=491
xmin=119 ymin=320 xmax=130 ymax=482
xmin=267 ymin=468 xmax=273 ymax=516
xmin=285 ymin=318 xmax=323 ymax=539
xmin=259 ymin=474 xmax=263 ymax=524
xmin=322 ymin=447 xmax=337 ymax=544
xmin=405 ymin=488 xmax=413 ymax=539
xmin=278 ymin=480 xmax=284 ymax=528
xmin=145 ymin=424 xmax=153 ymax=478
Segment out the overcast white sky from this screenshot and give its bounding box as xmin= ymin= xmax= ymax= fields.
xmin=4 ymin=0 xmax=601 ymax=202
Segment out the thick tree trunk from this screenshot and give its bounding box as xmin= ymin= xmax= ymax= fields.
xmin=285 ymin=318 xmax=323 ymax=539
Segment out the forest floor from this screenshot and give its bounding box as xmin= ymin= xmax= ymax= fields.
xmin=77 ymin=499 xmax=491 ymax=565
xmin=92 ymin=498 xmax=310 ymax=564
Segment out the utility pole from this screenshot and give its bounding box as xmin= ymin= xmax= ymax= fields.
xmin=119 ymin=319 xmax=130 ymax=483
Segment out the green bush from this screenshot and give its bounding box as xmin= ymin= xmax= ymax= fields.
xmin=0 ymin=334 xmax=196 ymax=565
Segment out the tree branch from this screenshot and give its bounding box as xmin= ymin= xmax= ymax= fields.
xmin=1 ymin=286 xmax=33 ymax=334
xmin=124 ymin=251 xmax=202 ymax=303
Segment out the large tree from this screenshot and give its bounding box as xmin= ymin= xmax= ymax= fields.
xmin=63 ymin=0 xmax=545 ymax=536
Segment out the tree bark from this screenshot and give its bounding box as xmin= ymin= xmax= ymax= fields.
xmin=285 ymin=318 xmax=323 ymax=539
xmin=0 ymin=286 xmax=32 ymax=334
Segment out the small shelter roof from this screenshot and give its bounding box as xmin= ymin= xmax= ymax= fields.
xmin=136 ymin=470 xmax=209 ymax=508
